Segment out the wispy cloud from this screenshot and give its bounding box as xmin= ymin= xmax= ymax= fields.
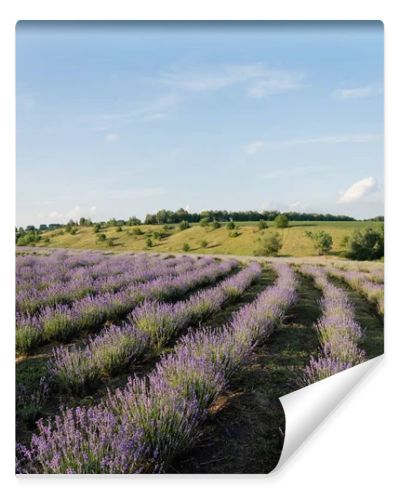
xmin=263 ymin=133 xmax=381 ymax=150
xmin=338 ymin=177 xmax=378 ymax=203
xmin=81 ymin=95 xmax=179 ymax=130
xmin=47 ymin=205 xmax=97 ymax=221
xmin=332 ymin=85 xmax=382 ymax=100
xmin=261 ymin=165 xmax=331 ymax=180
xmin=245 ymin=140 xmax=265 ymax=155
xmin=105 ymin=133 xmax=119 ymax=143
xmin=108 ymin=187 xmax=166 ymax=200
xmin=160 ymin=63 xmax=303 ymax=97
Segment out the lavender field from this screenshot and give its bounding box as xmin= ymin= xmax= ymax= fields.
xmin=15 ymin=249 xmax=383 ymax=474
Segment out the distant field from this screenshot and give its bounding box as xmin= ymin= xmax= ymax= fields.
xmin=35 ymin=220 xmax=382 ymax=258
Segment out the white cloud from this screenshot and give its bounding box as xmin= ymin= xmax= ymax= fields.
xmin=160 ymin=63 xmax=303 ymax=97
xmin=332 ymin=85 xmax=382 ymax=100
xmin=46 ymin=205 xmax=97 ymax=222
xmin=245 ymin=140 xmax=265 ymax=155
xmin=109 ymin=187 xmax=166 ymax=200
xmin=338 ymin=177 xmax=378 ymax=204
xmin=261 ymin=165 xmax=331 ymax=180
xmin=66 ymin=206 xmax=82 ymax=218
xmin=105 ymin=133 xmax=119 ymax=143
xmin=264 ymin=134 xmax=381 ymax=150
xmin=82 ymin=95 xmax=179 ymax=130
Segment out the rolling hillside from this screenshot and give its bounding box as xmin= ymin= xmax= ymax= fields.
xmin=32 ymin=221 xmax=382 ymax=258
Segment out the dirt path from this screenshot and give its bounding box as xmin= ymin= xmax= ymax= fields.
xmin=16 ymin=265 xmax=277 ymax=446
xmin=170 ymin=272 xmax=322 ymax=474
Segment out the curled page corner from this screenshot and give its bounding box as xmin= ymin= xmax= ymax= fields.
xmin=275 ymin=355 xmax=384 ymax=471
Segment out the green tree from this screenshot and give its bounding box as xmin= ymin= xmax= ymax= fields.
xmin=274 ymin=214 xmax=289 ymax=228
xmin=127 ymin=216 xmax=141 ymax=226
xmin=254 ymin=232 xmax=283 ymax=256
xmin=305 ymin=230 xmax=333 ymax=255
xmin=345 ymin=226 xmax=384 ymax=260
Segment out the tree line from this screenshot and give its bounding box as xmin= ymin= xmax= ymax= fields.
xmin=143 ymin=208 xmax=356 ymax=225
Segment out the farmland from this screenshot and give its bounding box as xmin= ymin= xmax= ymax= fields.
xmin=31 ymin=221 xmax=383 ymax=258
xmin=15 ymin=248 xmax=383 ymax=473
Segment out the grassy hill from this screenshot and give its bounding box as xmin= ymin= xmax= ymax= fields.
xmin=32 ymin=220 xmax=382 ymax=258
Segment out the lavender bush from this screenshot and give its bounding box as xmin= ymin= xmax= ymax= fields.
xmin=19 ymin=262 xmax=296 ymax=473
xmin=300 ymin=265 xmax=366 ymax=384
xmin=49 ymin=262 xmax=262 ymax=394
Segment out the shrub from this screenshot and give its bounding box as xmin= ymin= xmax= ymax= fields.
xmin=93 ymin=224 xmax=101 ymax=233
xmin=70 ymin=227 xmax=78 ymax=235
xmin=179 ymin=221 xmax=190 ymax=231
xmin=229 ymin=230 xmax=240 ymax=238
xmin=211 ymin=221 xmax=221 ymax=230
xmin=107 ymin=239 xmax=115 ymax=247
xmin=183 ymin=243 xmax=190 ymax=252
xmin=258 ymin=219 xmax=268 ymax=230
xmin=345 ymin=226 xmax=384 ymax=260
xmin=274 ymin=214 xmax=289 ymax=228
xmin=199 ymin=218 xmax=210 ymax=227
xmin=254 ymin=232 xmax=283 ymax=256
xmin=16 ymin=232 xmax=42 ymax=246
xmin=226 ymin=221 xmax=235 ymax=230
xmin=305 ymin=230 xmax=333 ymax=255
xmin=116 ymin=226 xmax=122 ymax=232
xmin=200 ymin=240 xmax=208 ymax=248
xmin=16 ymin=324 xmax=41 ymax=355
xmin=146 ymin=237 xmax=153 ymax=248
xmin=97 ymin=234 xmax=107 ymax=242
xmin=131 ymin=227 xmax=144 ymax=236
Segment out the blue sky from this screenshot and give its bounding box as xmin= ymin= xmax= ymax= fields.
xmin=16 ymin=21 xmax=384 ymax=226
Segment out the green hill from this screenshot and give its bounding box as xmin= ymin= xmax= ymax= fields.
xmin=31 ymin=221 xmax=382 ymax=258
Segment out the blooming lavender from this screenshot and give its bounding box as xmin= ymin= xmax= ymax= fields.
xmin=17 ymin=256 xmax=237 ymax=352
xmin=18 ymin=262 xmax=296 ymax=474
xmin=326 ymin=267 xmax=384 ymax=315
xmin=48 ymin=262 xmax=262 ymax=394
xmin=301 ymin=265 xmax=366 ymax=384
xmin=16 ymin=406 xmax=148 ymax=474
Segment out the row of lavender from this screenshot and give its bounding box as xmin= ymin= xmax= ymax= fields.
xmin=49 ymin=262 xmax=263 ymax=394
xmin=17 ymin=263 xmax=297 ymax=473
xmin=300 ymin=266 xmax=366 ymax=384
xmin=16 ymin=257 xmax=238 ymax=355
xmin=325 ymin=266 xmax=384 ymax=315
xmin=17 ymin=252 xmax=201 ymax=314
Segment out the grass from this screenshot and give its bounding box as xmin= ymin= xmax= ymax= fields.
xmin=33 ymin=221 xmax=383 ymax=258
xmin=171 ymin=272 xmax=323 ymax=473
xmin=15 ymin=265 xmax=273 ymax=446
xmin=15 ymin=260 xmax=384 ymax=471
xmin=329 ymin=276 xmax=384 ymax=359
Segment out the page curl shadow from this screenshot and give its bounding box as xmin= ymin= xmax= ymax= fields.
xmin=272 ymin=355 xmax=383 ymax=473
